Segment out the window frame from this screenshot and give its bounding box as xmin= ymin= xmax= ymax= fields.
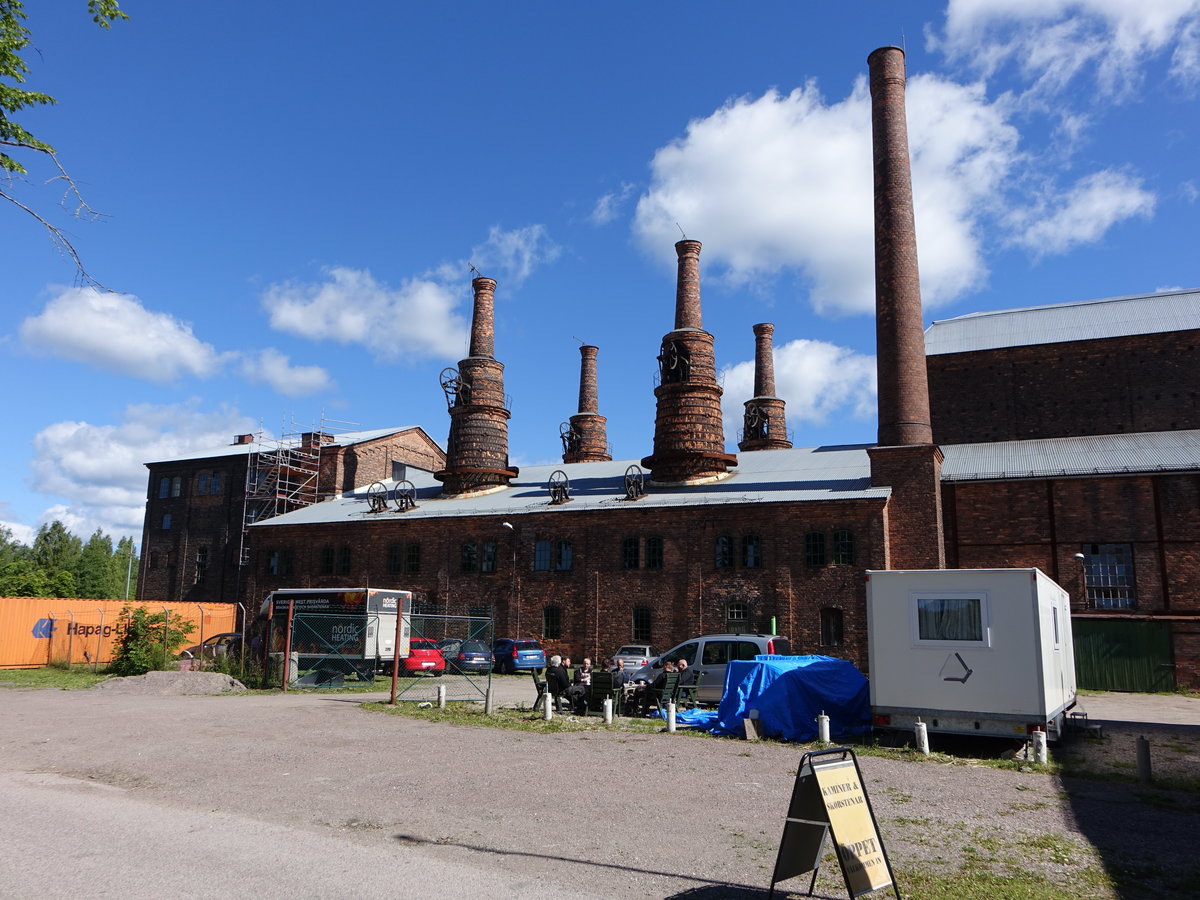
xmin=632 ymin=606 xmax=652 ymax=643
xmin=555 ymin=539 xmax=573 ymax=572
xmin=1081 ymin=542 xmax=1137 ymax=609
xmin=741 ymin=533 xmax=761 ymax=569
xmin=819 ymin=607 xmax=844 ymax=647
xmin=832 ymin=529 xmax=854 ymax=566
xmin=645 ymin=535 xmax=664 ymax=570
xmin=461 ymin=541 xmax=478 ymax=574
xmin=620 ymin=536 xmax=639 ymax=570
xmin=533 ymin=539 xmax=552 ymax=572
xmin=714 ymin=534 xmax=733 ymax=569
xmin=910 ymin=591 xmax=992 ymax=648
xmin=543 ymin=605 xmax=562 ymax=640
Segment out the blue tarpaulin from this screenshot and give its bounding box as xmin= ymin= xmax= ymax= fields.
xmin=711 ymin=655 xmax=871 ymax=742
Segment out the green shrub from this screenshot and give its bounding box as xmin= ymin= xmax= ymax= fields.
xmin=108 ymin=607 xmax=194 ymax=677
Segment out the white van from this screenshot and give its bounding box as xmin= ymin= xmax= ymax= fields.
xmin=632 ymin=633 xmax=792 ymax=703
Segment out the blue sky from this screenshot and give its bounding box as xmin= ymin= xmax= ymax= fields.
xmin=2 ymin=1 xmax=1197 ymax=546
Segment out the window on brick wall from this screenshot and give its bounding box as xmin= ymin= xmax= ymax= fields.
xmin=161 ymin=513 xmax=172 ymax=530
xmin=832 ymin=530 xmax=854 ymax=566
xmin=534 ymin=539 xmax=552 ymax=572
xmin=555 ymin=540 xmax=573 ymax=572
xmin=197 ymin=473 xmax=210 ymax=495
xmin=481 ymin=541 xmax=497 ymax=574
xmin=461 ymin=541 xmax=478 ymax=573
xmin=337 ymin=546 xmax=352 ymax=576
xmin=820 ymin=607 xmax=844 ymax=647
xmin=805 ymin=531 xmax=826 ymax=566
xmin=149 ymin=551 xmax=160 ymax=570
xmin=170 ymin=476 xmax=182 ymax=498
xmin=405 ymin=543 xmax=421 ymax=575
xmin=389 ymin=542 xmax=422 ymax=576
xmin=267 ymin=548 xmax=294 ymax=577
xmin=715 ymin=534 xmax=733 ymax=569
xmin=387 ymin=544 xmax=403 ymax=574
xmin=210 ymin=472 xmax=222 ymax=494
xmin=620 ymin=536 xmax=639 ymax=569
xmin=1082 ymin=543 xmax=1137 ymax=609
xmin=194 ymin=546 xmax=208 ymax=584
xmin=742 ymin=534 xmax=761 ymax=568
xmin=632 ymin=606 xmax=652 ymax=642
xmin=320 ymin=546 xmax=335 ymax=575
xmin=646 ymin=536 xmax=664 ymax=570
xmin=158 ymin=477 xmax=170 ymax=499
xmin=543 ymin=605 xmax=562 ymax=640
xmin=726 ymin=601 xmax=748 ymax=630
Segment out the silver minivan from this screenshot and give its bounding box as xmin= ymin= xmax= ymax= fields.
xmin=631 ymin=633 xmax=792 ymax=703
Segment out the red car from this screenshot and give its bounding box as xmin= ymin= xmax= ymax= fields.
xmin=401 ymin=637 xmax=446 ymax=675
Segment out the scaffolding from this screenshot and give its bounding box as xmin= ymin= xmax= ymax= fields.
xmin=237 ymin=417 xmax=356 ymax=566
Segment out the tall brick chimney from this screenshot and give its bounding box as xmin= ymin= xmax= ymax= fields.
xmin=738 ymin=323 xmax=792 ymax=452
xmin=562 ymin=344 xmax=611 ymax=463
xmin=865 ymin=46 xmax=944 ymax=569
xmin=641 ymin=240 xmax=737 ymax=484
xmin=435 ymin=276 xmax=519 ymax=495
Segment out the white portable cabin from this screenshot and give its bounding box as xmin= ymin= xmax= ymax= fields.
xmin=865 ymin=568 xmax=1076 ymax=740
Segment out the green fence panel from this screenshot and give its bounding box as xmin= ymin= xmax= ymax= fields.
xmin=1073 ymin=619 xmax=1174 ymax=693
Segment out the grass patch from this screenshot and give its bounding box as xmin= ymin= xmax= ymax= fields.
xmin=895 ymin=866 xmax=1115 ymax=899
xmin=0 ymin=667 xmax=111 ymax=690
xmin=361 ymin=699 xmax=678 ymax=735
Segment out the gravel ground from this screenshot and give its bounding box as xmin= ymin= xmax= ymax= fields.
xmin=0 ymin=673 xmax=1196 ymax=899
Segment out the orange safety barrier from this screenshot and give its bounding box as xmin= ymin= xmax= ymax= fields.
xmin=0 ymin=598 xmax=239 ymax=669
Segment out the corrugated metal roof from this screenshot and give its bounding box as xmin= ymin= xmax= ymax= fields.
xmin=942 ymin=430 xmax=1200 ymax=481
xmin=253 ymin=445 xmax=891 ymax=527
xmin=146 ymin=426 xmax=422 ymax=465
xmin=925 ymin=288 xmax=1200 ymax=355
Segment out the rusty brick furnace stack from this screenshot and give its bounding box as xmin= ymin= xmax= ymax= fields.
xmin=641 ymin=239 xmax=737 ymax=484
xmin=435 ymin=276 xmax=519 ymax=495
xmin=561 ymin=344 xmax=611 ymax=463
xmin=738 ymin=323 xmax=792 ymax=452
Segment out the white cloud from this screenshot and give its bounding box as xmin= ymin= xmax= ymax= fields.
xmin=720 ymin=339 xmax=876 ymax=442
xmin=933 ymin=0 xmax=1200 ymax=99
xmin=0 ymin=519 xmax=35 ymax=546
xmin=590 ymin=183 xmax=636 ymax=225
xmin=19 ymin=287 xmax=227 ymax=381
xmin=1009 ymin=170 xmax=1156 ymax=255
xmin=29 ymin=402 xmax=258 ymax=542
xmin=263 ymin=266 xmax=469 ymax=360
xmin=634 ymin=76 xmax=1019 ymax=315
xmin=240 ymin=348 xmax=333 ymax=397
xmin=470 ymin=224 xmax=561 ymax=285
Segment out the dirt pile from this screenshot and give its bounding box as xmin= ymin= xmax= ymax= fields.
xmin=91 ymin=670 xmax=246 ymax=695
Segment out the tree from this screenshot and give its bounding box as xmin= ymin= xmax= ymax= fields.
xmin=109 ymin=606 xmax=194 ymax=676
xmin=1 ymin=0 xmax=127 ymax=282
xmin=115 ymin=535 xmax=138 ymax=600
xmin=0 ymin=557 xmax=48 ymax=596
xmin=77 ymin=528 xmax=118 ymax=598
xmin=31 ymin=520 xmax=82 ymax=577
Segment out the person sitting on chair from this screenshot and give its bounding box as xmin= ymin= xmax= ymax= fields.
xmin=676 ymin=658 xmax=695 ymax=686
xmin=573 ymin=657 xmax=593 ymax=686
xmin=546 ymin=655 xmax=571 ymax=712
xmin=641 ymin=660 xmax=677 ymax=716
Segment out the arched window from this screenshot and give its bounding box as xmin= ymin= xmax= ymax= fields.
xmin=461 ymin=541 xmax=478 ymax=573
xmin=820 ymin=607 xmax=844 ymax=647
xmin=543 ymin=605 xmax=562 ymax=640
xmin=481 ymin=541 xmax=497 ymax=574
xmin=320 ymin=546 xmax=335 ymax=575
xmin=620 ymin=536 xmax=639 ymax=570
xmin=632 ymin=607 xmax=652 ymax=642
xmin=197 ymin=473 xmax=210 ymax=495
xmin=646 ymin=536 xmax=664 ymax=570
xmin=170 ymin=476 xmax=183 ymax=498
xmin=741 ymin=534 xmax=761 ymax=568
xmin=337 ymin=546 xmax=352 ymax=575
xmin=158 ymin=477 xmax=170 ymax=499
xmin=555 ymin=540 xmax=573 ymax=571
xmin=161 ymin=513 xmax=172 ymax=530
xmin=832 ymin=530 xmax=855 ymax=566
xmin=714 ymin=535 xmax=733 ymax=569
xmin=805 ymin=532 xmax=826 ymax=567
xmin=533 ymin=539 xmax=552 ymax=571
xmin=209 ymin=472 xmax=222 ymax=494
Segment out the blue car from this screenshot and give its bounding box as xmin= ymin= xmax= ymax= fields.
xmin=492 ymin=638 xmax=546 ymax=674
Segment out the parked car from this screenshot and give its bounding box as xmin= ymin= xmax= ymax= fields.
xmin=492 ymin=638 xmax=546 ymax=674
xmin=631 ymin=633 xmax=792 ymax=703
xmin=178 ymin=632 xmax=242 ymax=660
xmin=439 ymin=639 xmax=493 ymax=675
xmin=401 ymin=636 xmax=446 ymax=675
xmin=610 ymin=643 xmax=659 ymax=672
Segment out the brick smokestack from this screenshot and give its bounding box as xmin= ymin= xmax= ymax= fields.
xmin=869 ymin=45 xmax=933 ymax=448
xmin=674 ymin=239 xmax=703 ymax=331
xmin=468 ymin=276 xmax=495 ymax=359
xmin=435 ymin=276 xmax=518 ymax=495
xmin=562 ymin=344 xmax=610 ymax=463
xmin=866 ymin=46 xmax=945 ymax=570
xmin=739 ymin=323 xmax=791 ymax=452
xmin=642 ymin=240 xmax=737 ymax=484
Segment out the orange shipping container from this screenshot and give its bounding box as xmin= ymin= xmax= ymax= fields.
xmin=0 ymin=598 xmax=239 ymax=669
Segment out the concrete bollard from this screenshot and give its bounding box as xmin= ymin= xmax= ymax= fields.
xmin=602 ymin=697 xmax=613 ymax=725
xmin=484 ymin=687 xmax=495 ymax=716
xmin=543 ymin=695 xmax=553 ymax=722
xmin=1032 ymin=729 xmax=1048 ymax=764
xmin=817 ymin=710 xmax=831 ymax=743
xmin=667 ymin=701 xmax=677 ymax=733
xmin=915 ymin=719 xmax=930 ymax=756
xmin=1137 ymin=735 xmax=1153 ymax=783
xmin=436 ymin=684 xmax=446 ymax=709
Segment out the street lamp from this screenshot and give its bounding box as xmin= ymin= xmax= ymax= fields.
xmin=502 ymin=522 xmax=518 ymax=634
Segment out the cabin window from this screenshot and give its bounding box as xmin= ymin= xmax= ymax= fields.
xmin=912 ymin=592 xmax=990 ymax=646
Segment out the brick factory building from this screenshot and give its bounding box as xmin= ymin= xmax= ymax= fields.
xmin=136 ymin=47 xmax=1200 ymax=690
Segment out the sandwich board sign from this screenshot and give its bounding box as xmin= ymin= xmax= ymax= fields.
xmin=768 ymin=747 xmax=900 ymax=899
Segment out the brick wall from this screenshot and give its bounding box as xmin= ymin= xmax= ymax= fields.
xmin=248 ymin=496 xmax=887 ymax=675
xmin=928 ymin=329 xmax=1200 ymax=444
